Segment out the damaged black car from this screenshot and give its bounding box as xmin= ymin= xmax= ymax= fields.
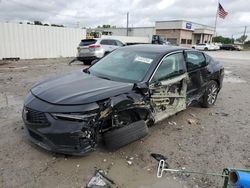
xmin=22 ymin=45 xmax=224 ymax=155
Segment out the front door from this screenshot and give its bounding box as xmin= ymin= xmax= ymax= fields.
xmin=149 ymin=52 xmax=188 ymax=122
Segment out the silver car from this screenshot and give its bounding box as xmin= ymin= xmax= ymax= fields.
xmin=76 ymin=38 xmax=124 ymax=64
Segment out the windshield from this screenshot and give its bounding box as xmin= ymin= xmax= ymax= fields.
xmin=89 ymin=49 xmax=158 ymax=83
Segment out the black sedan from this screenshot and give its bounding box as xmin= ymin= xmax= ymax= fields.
xmin=22 ymin=45 xmax=224 ymax=155
xmin=220 ymin=44 xmax=242 ymax=51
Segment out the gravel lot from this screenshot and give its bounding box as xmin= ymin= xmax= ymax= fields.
xmin=0 ymin=51 xmax=250 ymax=188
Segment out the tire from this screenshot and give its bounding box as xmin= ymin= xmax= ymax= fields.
xmin=103 ymin=120 xmax=148 ymax=150
xmin=200 ymin=80 xmax=219 ymax=108
xmin=83 ymin=59 xmax=93 ymax=65
xmin=192 ymin=47 xmax=195 ymax=49
xmin=204 ymin=47 xmax=208 ymax=51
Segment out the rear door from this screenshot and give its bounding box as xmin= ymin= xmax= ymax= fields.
xmin=149 ymin=52 xmax=188 ymax=122
xmin=184 ymin=50 xmax=209 ymax=104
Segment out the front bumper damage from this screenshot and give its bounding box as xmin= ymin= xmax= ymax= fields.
xmin=23 ymin=110 xmax=96 ymax=155
xmin=22 ymin=93 xmax=100 ymax=155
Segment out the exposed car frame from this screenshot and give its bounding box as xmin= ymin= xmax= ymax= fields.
xmin=22 ymin=45 xmax=224 ymax=155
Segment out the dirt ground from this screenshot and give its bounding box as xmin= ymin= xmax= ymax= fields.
xmin=0 ymin=51 xmax=250 ymax=188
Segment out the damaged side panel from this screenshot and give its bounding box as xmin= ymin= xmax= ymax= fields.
xmin=149 ymin=73 xmax=188 ymax=122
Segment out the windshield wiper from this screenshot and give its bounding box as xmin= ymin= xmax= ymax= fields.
xmin=98 ymin=76 xmax=111 ymax=80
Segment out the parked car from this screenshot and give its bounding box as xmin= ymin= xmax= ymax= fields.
xmin=76 ymin=38 xmax=125 ymax=64
xmin=192 ymin=43 xmax=216 ymax=51
xmin=211 ymin=43 xmax=220 ymax=50
xmin=220 ymin=44 xmax=242 ymax=51
xmin=22 ymin=45 xmax=224 ymax=155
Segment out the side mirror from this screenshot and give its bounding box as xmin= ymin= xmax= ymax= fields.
xmin=154 ymin=81 xmax=162 ymax=87
xmin=134 ymin=82 xmax=149 ymax=95
xmin=91 ymin=59 xmax=99 ymax=65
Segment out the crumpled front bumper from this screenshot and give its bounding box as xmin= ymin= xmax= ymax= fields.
xmin=23 ymin=109 xmax=96 ymax=155
xmin=22 ymin=92 xmax=99 ymax=155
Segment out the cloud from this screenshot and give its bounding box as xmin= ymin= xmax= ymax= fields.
xmin=157 ymin=0 xmax=175 ymax=10
xmin=0 ymin=0 xmax=249 ymax=38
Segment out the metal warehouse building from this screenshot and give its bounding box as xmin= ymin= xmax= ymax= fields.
xmin=92 ymin=20 xmax=214 ymax=47
xmin=0 ymin=22 xmax=86 ymax=59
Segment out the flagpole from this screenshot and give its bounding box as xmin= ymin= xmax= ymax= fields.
xmin=213 ymin=0 xmax=219 ymax=39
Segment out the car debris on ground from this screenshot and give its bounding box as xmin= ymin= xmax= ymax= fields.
xmin=86 ymin=170 xmax=116 ymax=188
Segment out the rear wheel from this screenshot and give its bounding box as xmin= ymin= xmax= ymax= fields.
xmin=83 ymin=60 xmax=93 ymax=65
xmin=204 ymin=47 xmax=208 ymax=51
xmin=200 ymin=80 xmax=219 ymax=108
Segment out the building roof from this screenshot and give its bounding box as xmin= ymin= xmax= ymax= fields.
xmin=155 ymin=19 xmax=214 ymax=28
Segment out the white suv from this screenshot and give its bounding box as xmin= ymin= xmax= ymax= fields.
xmin=76 ymin=38 xmax=124 ymax=64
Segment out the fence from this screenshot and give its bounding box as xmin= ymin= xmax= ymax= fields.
xmin=0 ymin=22 xmax=86 ymax=59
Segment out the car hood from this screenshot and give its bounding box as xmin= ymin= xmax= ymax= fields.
xmin=31 ymin=70 xmax=134 ymax=105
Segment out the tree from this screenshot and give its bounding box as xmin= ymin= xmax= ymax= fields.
xmin=213 ymin=36 xmax=233 ymax=44
xmin=236 ymin=35 xmax=248 ymax=43
xmin=51 ymin=24 xmax=64 ymax=27
xmin=102 ymin=24 xmax=111 ymax=28
xmin=34 ymin=21 xmax=43 ymax=25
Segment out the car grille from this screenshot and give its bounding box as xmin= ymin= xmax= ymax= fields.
xmin=25 ymin=107 xmax=50 ymax=127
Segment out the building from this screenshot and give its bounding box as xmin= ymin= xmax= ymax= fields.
xmin=0 ymin=22 xmax=86 ymax=59
xmin=89 ymin=20 xmax=214 ymax=47
xmin=155 ymin=20 xmax=214 ymax=47
xmin=87 ymin=27 xmax=155 ymax=41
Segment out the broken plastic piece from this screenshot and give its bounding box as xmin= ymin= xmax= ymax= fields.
xmin=86 ymin=170 xmax=115 ymax=188
xmin=151 ymin=153 xmax=169 ymax=168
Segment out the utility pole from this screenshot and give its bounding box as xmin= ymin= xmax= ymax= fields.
xmin=213 ymin=0 xmax=219 ymax=40
xmin=243 ymin=26 xmax=247 ymax=44
xmin=126 ymin=12 xmax=129 ymax=36
xmin=243 ymin=26 xmax=247 ymax=36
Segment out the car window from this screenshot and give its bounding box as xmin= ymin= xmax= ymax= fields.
xmin=100 ymin=40 xmax=110 ymax=45
xmin=109 ymin=40 xmax=117 ymax=46
xmin=186 ymin=51 xmax=206 ymax=72
xmin=100 ymin=39 xmax=117 ymax=46
xmin=116 ymin=40 xmax=124 ymax=47
xmin=151 ymin=53 xmax=185 ymax=82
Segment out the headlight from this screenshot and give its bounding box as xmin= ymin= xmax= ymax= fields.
xmin=51 ymin=113 xmax=97 ymax=122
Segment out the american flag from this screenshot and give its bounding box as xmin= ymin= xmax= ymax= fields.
xmin=218 ymin=3 xmax=228 ymax=19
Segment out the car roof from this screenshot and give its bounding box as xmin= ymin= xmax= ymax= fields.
xmin=122 ymin=44 xmax=187 ymax=54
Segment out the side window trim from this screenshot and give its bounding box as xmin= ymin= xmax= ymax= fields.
xmin=149 ymin=50 xmax=186 ymax=83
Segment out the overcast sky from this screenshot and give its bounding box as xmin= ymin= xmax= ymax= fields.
xmin=0 ymin=0 xmax=250 ymax=38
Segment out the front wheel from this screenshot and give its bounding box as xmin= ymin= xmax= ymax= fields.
xmin=200 ymin=80 xmax=219 ymax=108
xmin=103 ymin=110 xmax=147 ymax=150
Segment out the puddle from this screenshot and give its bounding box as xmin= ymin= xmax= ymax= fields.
xmin=0 ymin=66 xmax=28 ymax=70
xmin=224 ymin=77 xmax=247 ymax=83
xmin=0 ymin=93 xmax=23 ymax=108
xmin=224 ymin=69 xmax=247 ymax=83
xmin=224 ymin=70 xmax=232 ymax=75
